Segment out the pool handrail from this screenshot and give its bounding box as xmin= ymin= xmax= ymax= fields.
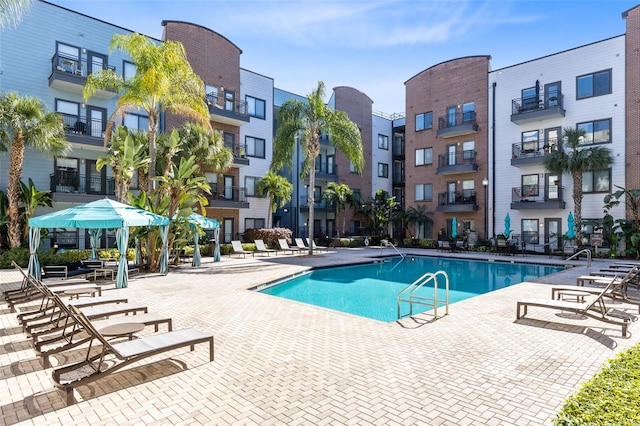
xmin=381 ymin=241 xmax=405 ymax=259
xmin=397 ymin=270 xmax=449 ymax=320
xmin=565 ymin=248 xmax=592 ymax=267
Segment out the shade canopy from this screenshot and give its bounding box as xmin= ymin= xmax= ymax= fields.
xmin=28 ymin=198 xmax=170 ymax=288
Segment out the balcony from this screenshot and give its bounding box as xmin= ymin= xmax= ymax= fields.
xmin=302 ymin=161 xmax=338 ymax=181
xmin=437 ymin=151 xmax=478 ymax=175
xmin=225 ymin=142 xmax=249 ymax=166
xmin=299 ymin=196 xmax=336 ymax=212
xmin=510 ymin=185 xmax=566 ymax=210
xmin=392 ymin=170 xmax=404 ymax=185
xmin=207 ymin=183 xmax=249 ymax=208
xmin=60 ymin=113 xmax=106 ymax=147
xmin=511 ymin=139 xmax=560 ymax=166
xmin=49 ymin=52 xmax=116 ymax=99
xmin=50 ymin=172 xmax=115 ymax=202
xmin=206 ymin=93 xmax=250 ymax=126
xmin=436 ymin=190 xmax=478 ymax=212
xmin=511 ymin=92 xmax=565 ymax=124
xmin=436 ymin=111 xmax=479 ymax=138
xmin=392 ymin=140 xmax=405 ymax=158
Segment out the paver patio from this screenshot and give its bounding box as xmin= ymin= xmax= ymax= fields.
xmin=1 ymin=248 xmax=639 ymax=425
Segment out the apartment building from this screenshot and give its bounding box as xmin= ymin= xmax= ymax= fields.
xmin=488 ymin=36 xmax=627 ymax=252
xmin=0 ymin=0 xmax=139 ymax=249
xmin=161 ymin=20 xmax=273 ymax=243
xmin=404 ymin=56 xmax=491 ymax=239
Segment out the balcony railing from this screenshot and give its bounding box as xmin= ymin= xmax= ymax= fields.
xmin=438 ymin=190 xmax=477 ymax=206
xmin=209 ymin=183 xmax=247 ymax=203
xmin=512 ymin=138 xmax=560 ymax=162
xmin=392 ymin=170 xmax=404 ymax=184
xmin=51 ymin=52 xmax=116 ymax=78
xmin=436 ymin=111 xmax=479 ymax=138
xmin=392 ymin=140 xmax=405 ymax=157
xmin=301 ymin=161 xmax=337 ymax=176
xmin=224 ymin=142 xmax=247 ymax=159
xmin=437 ymin=151 xmax=478 ymax=174
xmin=511 ymin=91 xmax=565 ymax=124
xmin=511 ymin=185 xmax=565 ymax=209
xmin=206 ymin=93 xmax=250 ymax=125
xmin=59 ymin=113 xmax=105 ymax=139
xmin=50 ymin=172 xmax=115 ymax=196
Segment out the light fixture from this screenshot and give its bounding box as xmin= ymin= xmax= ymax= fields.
xmin=482 ymin=178 xmax=489 ymax=187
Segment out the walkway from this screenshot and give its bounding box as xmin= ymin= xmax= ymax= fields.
xmin=1 ymin=248 xmax=638 ymax=425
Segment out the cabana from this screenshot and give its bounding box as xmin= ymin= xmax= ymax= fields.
xmin=186 ymin=213 xmax=220 ymax=265
xmin=28 ymin=199 xmax=170 ymax=288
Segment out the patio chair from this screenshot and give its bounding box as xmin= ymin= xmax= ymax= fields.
xmin=294 ymin=238 xmax=308 ymax=250
xmin=306 ymin=238 xmax=328 ymax=252
xmin=516 ymin=279 xmax=632 ymax=337
xmin=254 ymin=239 xmax=276 ymax=256
xmin=52 ymin=305 xmax=213 ymax=406
xmin=231 ymin=240 xmax=253 ymax=258
xmin=278 ymin=239 xmax=301 ymax=255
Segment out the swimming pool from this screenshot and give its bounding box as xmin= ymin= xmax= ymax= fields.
xmin=258 ymin=256 xmax=563 ymax=322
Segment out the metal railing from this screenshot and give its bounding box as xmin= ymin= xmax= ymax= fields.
xmin=512 ymin=138 xmax=560 ymax=159
xmin=206 ymin=93 xmax=248 ymax=117
xmin=511 ymin=91 xmax=564 ymax=115
xmin=437 ymin=111 xmax=477 ymax=129
xmin=438 ymin=150 xmax=477 ymax=167
xmin=50 ymin=172 xmax=115 ymax=195
xmin=565 ymin=248 xmax=592 ymax=267
xmin=397 ymin=270 xmax=449 ymax=320
xmin=224 ymin=142 xmax=247 ymax=159
xmin=51 ymin=51 xmax=115 ymax=78
xmin=209 ymin=183 xmax=247 ymax=202
xmin=511 ymin=185 xmax=564 ymax=203
xmin=59 ymin=113 xmax=105 ymax=138
xmin=438 ymin=190 xmax=477 ymax=206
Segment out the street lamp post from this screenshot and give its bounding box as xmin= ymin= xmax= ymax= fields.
xmin=482 ymin=178 xmax=489 ymax=239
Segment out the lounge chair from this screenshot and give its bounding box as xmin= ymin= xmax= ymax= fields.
xmin=254 ymin=239 xmax=276 ymax=256
xmin=278 ymin=239 xmax=301 ymax=255
xmin=231 ymin=240 xmax=253 ymax=258
xmin=516 ymin=279 xmax=632 ymax=337
xmin=294 ymin=238 xmax=308 ymax=251
xmin=52 ymin=305 xmax=213 ymax=406
xmin=306 ymin=238 xmax=328 ymax=252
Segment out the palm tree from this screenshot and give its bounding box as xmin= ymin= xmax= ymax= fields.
xmin=97 ymin=126 xmax=150 ymax=203
xmin=323 ymin=182 xmax=353 ymax=237
xmin=163 ymin=123 xmax=233 ymax=176
xmin=273 ymin=81 xmax=363 ymax=255
xmin=406 ymin=205 xmax=433 ymax=239
xmin=83 ymin=33 xmax=210 ymax=193
xmin=0 ymin=92 xmax=68 ymax=248
xmin=544 ymin=126 xmax=614 ymax=246
xmin=0 ymin=0 xmax=32 ymax=29
xmin=19 ymin=178 xmax=53 ymax=245
xmin=257 ymin=171 xmax=293 ymax=228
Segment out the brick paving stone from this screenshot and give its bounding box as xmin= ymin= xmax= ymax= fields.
xmin=1 ymin=251 xmax=639 ymax=425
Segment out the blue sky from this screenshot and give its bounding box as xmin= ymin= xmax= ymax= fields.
xmin=48 ymin=0 xmax=638 ymax=115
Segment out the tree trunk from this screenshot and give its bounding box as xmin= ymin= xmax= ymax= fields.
xmin=266 ymin=194 xmax=272 ymax=228
xmin=307 ymin=168 xmax=315 ymax=256
xmin=7 ymin=133 xmax=25 ymax=249
xmin=572 ymin=171 xmax=583 ymax=248
xmin=148 ymin=114 xmax=158 ymax=193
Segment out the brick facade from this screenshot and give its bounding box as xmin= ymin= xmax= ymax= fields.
xmin=624 ymin=6 xmax=640 ymax=217
xmin=405 ymin=56 xmax=490 ymax=238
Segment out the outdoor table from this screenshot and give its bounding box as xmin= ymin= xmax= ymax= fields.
xmin=63 ymin=287 xmax=99 ymax=299
xmin=99 ymin=322 xmax=145 ymax=340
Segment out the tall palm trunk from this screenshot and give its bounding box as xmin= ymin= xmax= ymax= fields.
xmin=7 ymin=133 xmax=25 ymax=248
xmin=148 ymin=113 xmax=158 ymax=193
xmin=307 ymin=135 xmax=320 ymax=256
xmin=266 ymin=194 xmax=273 ymax=228
xmin=572 ymin=171 xmax=584 ymax=247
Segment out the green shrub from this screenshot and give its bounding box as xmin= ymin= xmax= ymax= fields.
xmin=418 ymin=238 xmax=437 ymax=249
xmin=244 ymin=228 xmax=292 ymax=248
xmin=554 ymin=344 xmax=640 ymax=425
xmin=0 ymin=247 xmax=30 ymax=268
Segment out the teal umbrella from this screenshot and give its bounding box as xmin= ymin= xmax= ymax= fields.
xmin=567 ymin=212 xmax=575 ymax=239
xmin=452 ymin=217 xmax=458 ymax=238
xmin=185 ymin=213 xmax=220 ymax=264
xmin=27 ymin=227 xmax=41 ymax=280
xmin=504 ymin=213 xmax=511 ymax=237
xmin=88 ymin=228 xmax=102 ymax=259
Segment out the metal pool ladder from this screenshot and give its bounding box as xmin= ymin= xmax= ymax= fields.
xmin=397 ymin=270 xmax=449 ymax=320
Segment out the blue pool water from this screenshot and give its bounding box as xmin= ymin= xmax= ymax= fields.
xmin=258 ymin=256 xmax=563 ymax=322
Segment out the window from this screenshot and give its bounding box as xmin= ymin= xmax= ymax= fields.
xmin=415 ymin=112 xmax=433 ymax=131
xmin=245 ymin=176 xmax=259 ymax=197
xmin=415 ymin=183 xmax=433 ymax=201
xmin=245 ymin=218 xmax=265 ymax=230
xmin=378 ymin=134 xmax=389 ymax=150
xmin=56 ymin=43 xmax=79 ymax=74
xmin=205 ymin=85 xmax=218 ymax=105
xmin=521 ymin=219 xmax=539 ymax=244
xmin=462 ymin=180 xmax=474 ymax=199
xmin=415 ymin=148 xmax=433 ymax=166
xmin=577 ymin=69 xmax=611 ymax=99
xmin=577 ymin=119 xmax=611 ymax=145
xmin=522 ymin=130 xmax=539 ymax=152
xmin=246 ymin=96 xmax=266 ymax=119
xmin=462 ymin=102 xmax=475 ymax=121
xmin=123 ymin=61 xmax=136 ymax=81
xmin=378 ymin=163 xmax=388 ymax=178
xmin=349 ymin=161 xmax=356 ymax=173
xmin=582 ymin=169 xmax=611 ymax=193
xmin=245 ymin=136 xmax=265 ymax=158
xmin=462 ymin=141 xmax=475 ymax=160
xmin=522 ymin=174 xmax=539 ymax=196
xmin=224 ymin=91 xmax=235 ymax=111
xmin=123 ymin=113 xmax=149 ymax=132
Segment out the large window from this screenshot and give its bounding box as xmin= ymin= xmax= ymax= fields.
xmin=577 ymin=69 xmax=611 ymax=99
xmin=462 ymin=141 xmax=475 ymax=160
xmin=415 ymin=112 xmax=433 ymax=131
xmin=521 ymin=219 xmax=539 ymax=244
xmin=415 ymin=183 xmax=433 ymax=201
xmin=123 ymin=113 xmax=149 ymax=132
xmin=577 ymin=119 xmax=611 ymax=145
xmin=462 ymin=102 xmax=475 ymax=121
xmin=123 ymin=61 xmax=136 ymax=81
xmin=522 ymin=174 xmax=539 ymax=196
xmin=245 ymin=218 xmax=265 ymax=229
xmin=378 ymin=163 xmax=389 ymax=178
xmin=246 ymin=95 xmax=266 ymax=119
xmin=415 ymin=148 xmax=433 ymax=166
xmin=582 ymin=169 xmax=611 ymax=193
xmin=378 ymin=134 xmax=389 ymax=150
xmin=245 ymin=176 xmax=259 ymax=197
xmin=245 ymin=136 xmax=265 ymax=158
